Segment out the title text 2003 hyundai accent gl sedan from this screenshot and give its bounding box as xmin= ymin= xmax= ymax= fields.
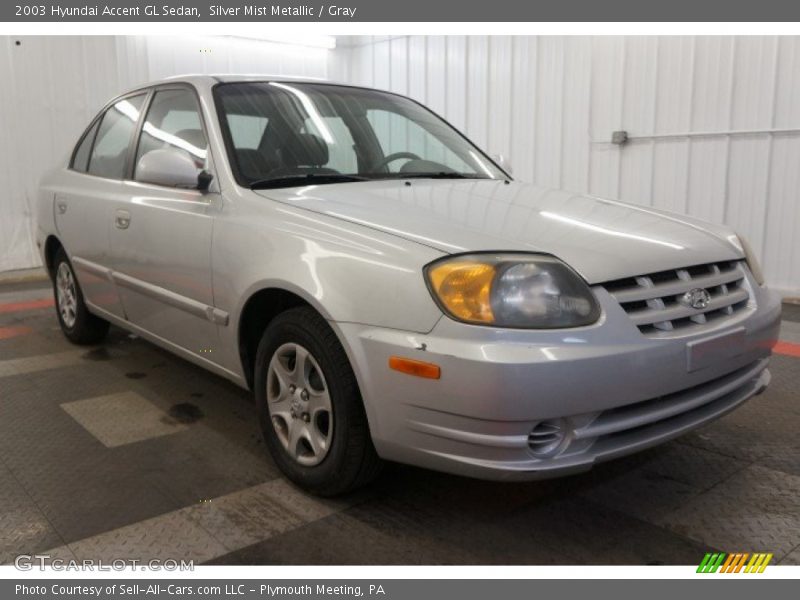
xmin=37 ymin=76 xmax=781 ymax=495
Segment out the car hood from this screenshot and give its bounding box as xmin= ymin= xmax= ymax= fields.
xmin=254 ymin=179 xmax=743 ymax=284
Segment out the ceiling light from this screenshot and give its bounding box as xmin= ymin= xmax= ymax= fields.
xmin=225 ymin=34 xmax=336 ymax=50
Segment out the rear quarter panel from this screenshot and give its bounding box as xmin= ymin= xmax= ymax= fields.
xmin=36 ymin=168 xmax=62 ymax=264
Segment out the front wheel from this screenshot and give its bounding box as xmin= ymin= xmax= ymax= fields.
xmin=254 ymin=306 xmax=382 ymax=496
xmin=52 ymin=248 xmax=109 ymax=345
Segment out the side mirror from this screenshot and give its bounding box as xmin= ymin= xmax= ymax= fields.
xmin=492 ymin=154 xmax=513 ymax=175
xmin=136 ymin=148 xmax=213 ymax=191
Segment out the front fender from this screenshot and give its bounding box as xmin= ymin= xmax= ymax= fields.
xmin=212 ymin=194 xmax=446 ymax=378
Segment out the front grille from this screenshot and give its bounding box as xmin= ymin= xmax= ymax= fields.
xmin=600 ymin=260 xmax=750 ymax=336
xmin=574 ymin=359 xmax=767 ymax=449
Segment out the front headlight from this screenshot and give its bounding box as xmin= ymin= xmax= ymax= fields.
xmin=424 ymin=253 xmax=601 ymax=328
xmin=732 ymin=233 xmax=766 ymax=286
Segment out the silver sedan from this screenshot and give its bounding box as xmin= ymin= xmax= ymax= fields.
xmin=37 ymin=76 xmax=781 ymax=495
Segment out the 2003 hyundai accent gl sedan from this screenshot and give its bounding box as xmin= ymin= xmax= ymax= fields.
xmin=37 ymin=75 xmax=781 ymax=495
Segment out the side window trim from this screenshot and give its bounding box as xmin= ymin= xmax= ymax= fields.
xmin=128 ymin=83 xmax=215 ymax=191
xmin=126 ymin=88 xmax=155 ymax=180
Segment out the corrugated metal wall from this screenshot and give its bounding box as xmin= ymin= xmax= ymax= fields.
xmin=0 ymin=35 xmax=330 ymax=272
xmin=333 ymin=36 xmax=800 ymax=297
xmin=2 ymin=35 xmax=798 ymax=296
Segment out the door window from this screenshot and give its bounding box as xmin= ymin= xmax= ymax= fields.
xmin=87 ymin=94 xmax=146 ymax=179
xmin=134 ymin=88 xmax=208 ymax=178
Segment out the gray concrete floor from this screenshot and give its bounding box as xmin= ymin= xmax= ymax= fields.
xmin=1 ymin=279 xmax=799 ymax=566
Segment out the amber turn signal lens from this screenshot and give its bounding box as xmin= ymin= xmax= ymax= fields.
xmin=388 ymin=356 xmax=441 ymax=379
xmin=427 ymin=260 xmax=496 ymax=324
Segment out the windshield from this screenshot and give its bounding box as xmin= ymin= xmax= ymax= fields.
xmin=213 ymin=82 xmax=507 ymax=189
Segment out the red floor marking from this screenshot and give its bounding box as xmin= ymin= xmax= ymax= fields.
xmin=775 ymin=341 xmax=800 ymax=358
xmin=0 ymin=298 xmax=54 ymax=314
xmin=0 ymin=325 xmax=33 ymax=340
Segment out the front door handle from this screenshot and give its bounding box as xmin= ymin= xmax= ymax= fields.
xmin=115 ymin=210 xmax=131 ymax=230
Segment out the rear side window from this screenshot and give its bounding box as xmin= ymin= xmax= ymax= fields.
xmin=71 ymin=120 xmax=100 ymax=173
xmin=134 ymin=88 xmax=208 ymax=177
xmin=87 ymin=93 xmax=146 ymax=179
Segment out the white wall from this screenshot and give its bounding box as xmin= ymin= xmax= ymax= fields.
xmin=0 ymin=35 xmax=330 ymax=272
xmin=332 ymin=36 xmax=800 ymax=297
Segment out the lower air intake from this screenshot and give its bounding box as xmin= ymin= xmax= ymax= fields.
xmin=528 ymin=420 xmax=568 ymax=457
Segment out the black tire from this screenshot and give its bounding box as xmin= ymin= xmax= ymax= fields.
xmin=255 ymin=306 xmax=383 ymax=496
xmin=52 ymin=247 xmax=110 ymax=345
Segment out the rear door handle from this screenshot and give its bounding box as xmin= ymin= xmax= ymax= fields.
xmin=115 ymin=210 xmax=131 ymax=230
xmin=56 ymin=201 xmax=67 ymax=214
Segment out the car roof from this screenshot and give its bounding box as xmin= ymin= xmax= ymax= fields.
xmin=121 ymin=74 xmax=361 ymax=95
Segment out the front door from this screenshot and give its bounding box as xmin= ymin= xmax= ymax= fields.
xmin=109 ymin=86 xmax=221 ymax=358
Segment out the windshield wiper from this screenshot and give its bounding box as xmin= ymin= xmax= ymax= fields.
xmin=248 ymin=172 xmax=495 ymax=190
xmin=249 ymin=173 xmax=371 ymax=190
xmin=376 ymin=172 xmax=493 ymax=180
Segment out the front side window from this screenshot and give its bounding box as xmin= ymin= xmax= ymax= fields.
xmin=87 ymin=93 xmax=146 ymax=179
xmin=214 ymin=82 xmax=504 ymax=189
xmin=134 ymin=88 xmax=208 ymax=178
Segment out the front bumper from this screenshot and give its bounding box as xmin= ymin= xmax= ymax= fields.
xmin=335 ymin=277 xmax=782 ymax=481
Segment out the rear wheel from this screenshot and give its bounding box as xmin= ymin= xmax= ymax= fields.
xmin=52 ymin=248 xmax=109 ymax=345
xmin=255 ymin=306 xmax=382 ymax=496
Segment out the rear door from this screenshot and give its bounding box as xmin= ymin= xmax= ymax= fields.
xmin=54 ymin=92 xmax=148 ymax=318
xmin=108 ymin=85 xmax=221 ymax=357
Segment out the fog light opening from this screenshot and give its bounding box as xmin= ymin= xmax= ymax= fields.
xmin=528 ymin=419 xmax=570 ymax=458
